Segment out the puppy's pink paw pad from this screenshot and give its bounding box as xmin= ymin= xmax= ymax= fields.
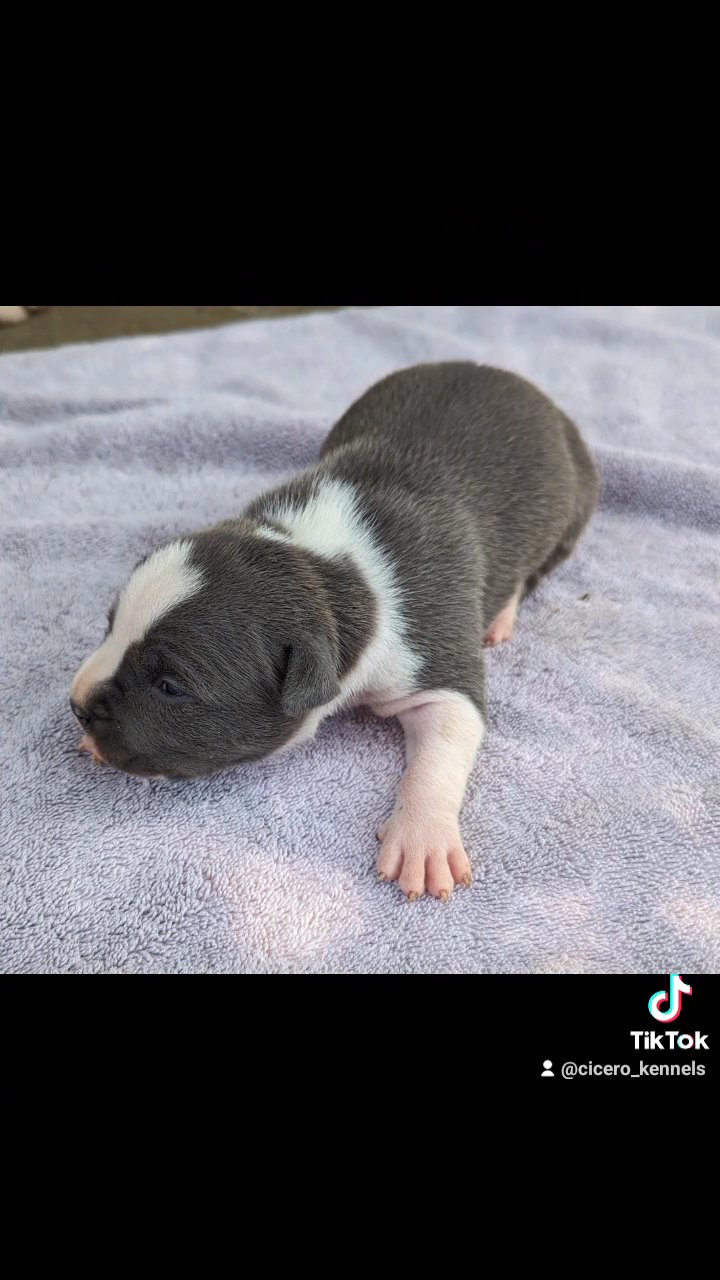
xmin=376 ymin=818 xmax=473 ymax=901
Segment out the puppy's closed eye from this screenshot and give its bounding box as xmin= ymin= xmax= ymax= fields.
xmin=143 ymin=647 xmax=192 ymax=701
xmin=153 ymin=677 xmax=188 ymax=700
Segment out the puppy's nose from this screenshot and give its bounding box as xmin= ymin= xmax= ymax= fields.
xmin=70 ymin=698 xmax=92 ymax=726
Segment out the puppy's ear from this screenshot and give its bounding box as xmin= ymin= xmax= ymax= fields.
xmin=280 ymin=631 xmax=341 ymax=718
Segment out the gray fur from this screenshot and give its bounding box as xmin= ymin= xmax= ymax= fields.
xmin=73 ymin=362 xmax=598 ymax=778
xmin=76 ymin=525 xmax=374 ymax=778
xmin=254 ymin=362 xmax=599 ymax=711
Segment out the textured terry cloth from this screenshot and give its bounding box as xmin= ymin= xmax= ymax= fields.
xmin=1 ymin=305 xmax=719 ymax=974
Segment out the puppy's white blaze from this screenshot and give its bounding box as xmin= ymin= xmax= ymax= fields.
xmin=71 ymin=540 xmax=203 ymax=706
xmin=265 ymin=478 xmax=421 ymax=710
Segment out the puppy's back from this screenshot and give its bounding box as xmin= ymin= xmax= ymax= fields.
xmin=324 ymin=361 xmax=597 ymax=530
xmin=321 ymin=361 xmax=599 ymax=623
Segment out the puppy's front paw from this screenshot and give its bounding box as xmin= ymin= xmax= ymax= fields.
xmin=376 ymin=814 xmax=472 ymax=901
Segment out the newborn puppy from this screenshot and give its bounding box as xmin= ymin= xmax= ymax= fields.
xmin=71 ymin=363 xmax=599 ymax=899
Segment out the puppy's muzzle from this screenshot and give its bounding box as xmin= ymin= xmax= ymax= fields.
xmin=70 ymin=698 xmax=114 ymax=765
xmin=70 ymin=698 xmax=92 ymax=727
xmin=70 ymin=696 xmax=112 ymax=728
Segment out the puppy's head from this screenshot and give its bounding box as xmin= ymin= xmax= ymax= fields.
xmin=69 ymin=524 xmax=343 ymax=779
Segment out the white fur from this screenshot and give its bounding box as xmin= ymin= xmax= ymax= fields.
xmin=256 ymin=524 xmax=290 ymax=544
xmin=263 ymin=478 xmax=421 ymax=719
xmin=71 ymin=540 xmax=203 ymax=706
xmin=374 ymin=690 xmax=485 ymax=898
xmin=372 ymin=690 xmax=485 ymax=792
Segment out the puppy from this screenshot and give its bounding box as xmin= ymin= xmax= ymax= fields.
xmin=71 ymin=363 xmax=599 ymax=900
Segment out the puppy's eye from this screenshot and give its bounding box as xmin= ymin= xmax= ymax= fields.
xmin=154 ymin=677 xmax=186 ymax=699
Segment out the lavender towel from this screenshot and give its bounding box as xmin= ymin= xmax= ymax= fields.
xmin=1 ymin=306 xmax=718 ymax=974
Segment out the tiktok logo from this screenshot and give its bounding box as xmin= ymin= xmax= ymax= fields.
xmin=648 ymin=973 xmax=693 ymax=1023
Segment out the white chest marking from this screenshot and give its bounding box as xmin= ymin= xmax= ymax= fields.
xmin=262 ymin=478 xmax=421 ymax=718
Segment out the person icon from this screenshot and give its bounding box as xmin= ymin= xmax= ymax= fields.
xmin=541 ymin=1060 xmax=554 ymax=1077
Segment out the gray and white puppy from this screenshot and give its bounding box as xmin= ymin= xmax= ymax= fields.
xmin=71 ymin=363 xmax=599 ymax=900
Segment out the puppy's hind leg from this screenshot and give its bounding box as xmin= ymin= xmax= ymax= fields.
xmin=484 ymin=585 xmax=522 ymax=647
xmin=524 ymin=415 xmax=600 ymax=598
